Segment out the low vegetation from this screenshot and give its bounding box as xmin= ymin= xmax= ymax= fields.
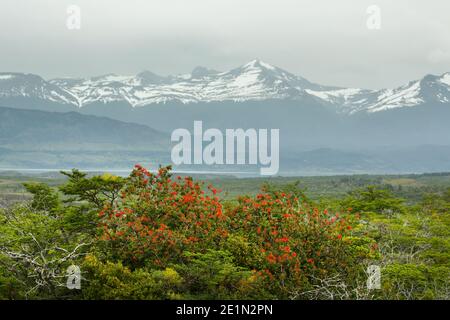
xmin=0 ymin=166 xmax=448 ymax=299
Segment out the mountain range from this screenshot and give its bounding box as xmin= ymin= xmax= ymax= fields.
xmin=1 ymin=59 xmax=450 ymax=113
xmin=1 ymin=60 xmax=449 ymax=174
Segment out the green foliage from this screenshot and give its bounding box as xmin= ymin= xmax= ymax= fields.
xmin=0 ymin=175 xmax=100 ymax=299
xmin=59 ymin=170 xmax=126 ymax=209
xmin=0 ymin=167 xmax=448 ymax=300
xmin=0 ymin=203 xmax=89 ymax=299
xmin=382 ymin=264 xmax=449 ymax=300
xmin=223 ymin=234 xmax=265 ymax=269
xmin=23 ymin=182 xmax=60 ymax=213
xmin=341 ymin=186 xmax=405 ymax=215
xmin=173 ymin=250 xmax=262 ymax=299
xmin=81 ymin=255 xmax=183 ymax=300
xmin=262 ymin=181 xmax=313 ymax=205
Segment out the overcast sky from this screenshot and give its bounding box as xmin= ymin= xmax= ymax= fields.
xmin=1 ymin=0 xmax=449 ymax=89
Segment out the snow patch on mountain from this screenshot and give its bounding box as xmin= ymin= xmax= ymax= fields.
xmin=365 ymin=81 xmax=423 ymax=112
xmin=0 ymin=74 xmax=16 ymax=80
xmin=439 ymin=73 xmax=450 ymax=86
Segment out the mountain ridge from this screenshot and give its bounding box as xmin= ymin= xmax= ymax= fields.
xmin=1 ymin=60 xmax=449 ymax=113
xmin=0 ymin=105 xmax=168 ymax=150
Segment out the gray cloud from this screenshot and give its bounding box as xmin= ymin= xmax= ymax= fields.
xmin=1 ymin=0 xmax=449 ymax=89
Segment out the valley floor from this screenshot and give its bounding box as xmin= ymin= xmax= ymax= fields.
xmin=2 ymin=171 xmax=449 ymax=205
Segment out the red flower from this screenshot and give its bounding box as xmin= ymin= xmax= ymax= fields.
xmin=115 ymin=211 xmax=125 ymax=218
xmin=266 ymin=253 xmax=277 ymax=264
xmin=216 ymin=206 xmax=223 ymax=217
xmin=182 ymin=194 xmax=194 ymax=203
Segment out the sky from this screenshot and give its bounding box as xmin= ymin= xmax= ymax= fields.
xmin=1 ymin=0 xmax=449 ymax=89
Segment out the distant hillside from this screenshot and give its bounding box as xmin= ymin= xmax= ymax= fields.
xmin=0 ymin=106 xmax=171 ymax=169
xmin=0 ymin=106 xmax=168 ymax=151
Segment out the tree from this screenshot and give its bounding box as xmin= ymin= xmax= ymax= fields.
xmin=341 ymin=186 xmax=405 ymax=215
xmin=59 ymin=170 xmax=126 ymax=209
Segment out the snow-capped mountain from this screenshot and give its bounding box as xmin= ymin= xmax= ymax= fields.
xmin=49 ymin=60 xmax=317 ymax=106
xmin=1 ymin=60 xmax=449 ymax=113
xmin=0 ymin=72 xmax=78 ymax=106
xmin=306 ymin=72 xmax=450 ymax=114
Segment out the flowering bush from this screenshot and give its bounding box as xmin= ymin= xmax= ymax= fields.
xmin=98 ymin=165 xmax=227 ymax=267
xmin=225 ymin=190 xmax=371 ymax=295
xmin=94 ymin=165 xmax=376 ymax=298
